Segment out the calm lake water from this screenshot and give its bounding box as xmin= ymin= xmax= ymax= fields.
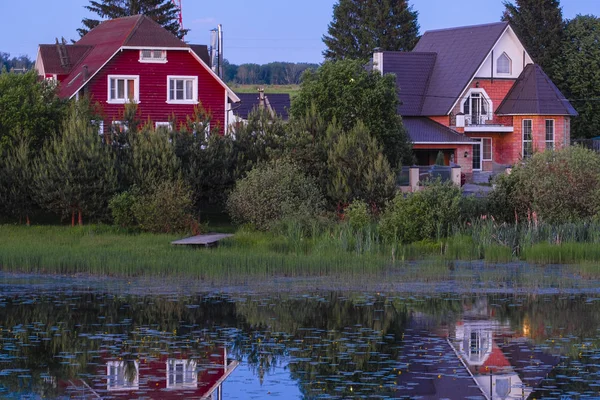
xmin=1 ymin=272 xmax=600 ymax=399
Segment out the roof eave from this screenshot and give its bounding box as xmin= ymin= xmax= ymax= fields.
xmin=187 ymin=49 xmax=240 ymax=103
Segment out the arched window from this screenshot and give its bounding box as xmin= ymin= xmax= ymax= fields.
xmin=461 ymin=89 xmax=493 ymax=126
xmin=497 ymin=52 xmax=512 ymax=74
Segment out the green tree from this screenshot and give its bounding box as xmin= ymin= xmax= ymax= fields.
xmin=502 ymin=0 xmax=564 ymax=77
xmin=323 ymin=0 xmax=420 ymax=60
xmin=78 ymin=0 xmax=188 ymax=38
xmin=327 ymin=122 xmax=396 ymax=209
xmin=552 ymin=15 xmax=600 ymax=139
xmin=0 ymin=70 xmax=66 ymax=152
xmin=227 ymin=160 xmax=325 ymax=231
xmin=0 ymin=139 xmax=35 ymax=224
xmin=34 ymin=108 xmax=117 ymax=225
xmin=291 ymin=59 xmax=413 ymax=167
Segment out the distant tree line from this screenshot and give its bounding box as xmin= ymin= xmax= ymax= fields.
xmin=0 ymin=53 xmax=33 ymax=73
xmin=223 ymin=60 xmax=320 ymax=85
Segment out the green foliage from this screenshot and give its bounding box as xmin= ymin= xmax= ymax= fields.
xmin=323 ymin=0 xmax=420 ymax=60
xmin=379 ymin=180 xmax=462 ymax=244
xmin=435 ymin=151 xmax=445 ymax=166
xmin=344 ymin=200 xmax=371 ymax=231
xmin=553 ymin=15 xmax=600 ymax=139
xmin=502 ymin=0 xmax=563 ymax=78
xmin=0 ymin=52 xmax=33 ymax=72
xmin=0 ymin=139 xmax=35 ymax=223
xmin=126 ymin=125 xmax=180 ymax=189
xmin=34 ymin=107 xmax=117 ymax=223
xmin=227 ymin=160 xmax=325 ymax=231
xmin=79 ymin=0 xmax=188 ymax=38
xmin=327 ymin=122 xmax=396 ymax=208
xmin=109 ymin=189 xmax=138 ymax=229
xmin=229 ymin=62 xmax=319 ymax=85
xmin=291 ymin=59 xmax=413 ymax=167
xmin=0 ymin=70 xmax=66 ymax=152
xmin=131 ymin=180 xmax=197 ymax=234
xmin=489 ymin=146 xmax=600 ymax=223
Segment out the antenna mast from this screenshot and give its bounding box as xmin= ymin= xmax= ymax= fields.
xmin=171 ymin=0 xmax=184 ymax=32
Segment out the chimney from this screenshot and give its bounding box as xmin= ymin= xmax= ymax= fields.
xmin=373 ymin=48 xmax=383 ymax=74
xmin=82 ymin=65 xmax=89 ymax=82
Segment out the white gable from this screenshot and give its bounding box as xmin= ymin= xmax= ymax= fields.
xmin=475 ymin=26 xmax=534 ymax=80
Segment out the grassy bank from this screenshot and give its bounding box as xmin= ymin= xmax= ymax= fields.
xmin=3 ymin=223 xmax=600 ymax=280
xmin=230 ymin=84 xmax=301 ymax=96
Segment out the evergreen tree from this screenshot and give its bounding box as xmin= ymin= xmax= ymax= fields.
xmin=502 ymin=0 xmax=564 ymax=77
xmin=327 ymin=122 xmax=396 ymax=209
xmin=34 ymin=108 xmax=117 ymax=225
xmin=552 ymin=15 xmax=600 ymax=139
xmin=323 ymin=0 xmax=420 ymax=61
xmin=78 ymin=0 xmax=188 ymax=38
xmin=0 ymin=139 xmax=36 ymax=224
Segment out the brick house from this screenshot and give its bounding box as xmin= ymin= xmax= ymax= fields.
xmin=374 ymin=22 xmax=578 ymax=178
xmin=35 ymin=15 xmax=240 ymax=134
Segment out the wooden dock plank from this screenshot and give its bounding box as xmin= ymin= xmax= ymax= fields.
xmin=171 ymin=233 xmax=233 ymax=247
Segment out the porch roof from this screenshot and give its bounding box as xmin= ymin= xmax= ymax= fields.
xmin=404 ymin=117 xmax=474 ymax=144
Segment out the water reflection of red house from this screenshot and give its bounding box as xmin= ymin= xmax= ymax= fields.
xmin=64 ymin=348 xmax=238 ymax=399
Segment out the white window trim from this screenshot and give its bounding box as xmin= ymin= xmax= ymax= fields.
xmin=474 ymin=137 xmax=493 ymax=161
xmin=91 ymin=120 xmax=104 ymax=136
xmin=545 ymin=119 xmax=555 ymax=149
xmin=107 ymin=75 xmax=140 ymax=104
xmin=139 ymin=49 xmax=167 ymax=63
xmin=523 ymin=119 xmax=533 ymax=158
xmin=460 ymin=88 xmax=494 ymax=124
xmin=112 ymin=121 xmax=129 ymax=133
xmin=107 ymin=360 xmax=139 ymax=391
xmin=166 ymin=359 xmax=198 ymax=389
xmin=167 ymin=75 xmax=198 ymax=105
xmin=496 ymin=52 xmax=512 ymax=75
xmin=155 ymin=121 xmax=173 ymax=131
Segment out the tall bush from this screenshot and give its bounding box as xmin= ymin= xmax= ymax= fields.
xmin=0 ymin=139 xmax=35 ymax=224
xmin=227 ymin=160 xmax=325 ymax=230
xmin=379 ymin=180 xmax=462 ymax=244
xmin=489 ymin=146 xmax=600 ymax=223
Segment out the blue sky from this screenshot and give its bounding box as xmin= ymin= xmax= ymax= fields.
xmin=1 ymin=0 xmax=599 ymax=65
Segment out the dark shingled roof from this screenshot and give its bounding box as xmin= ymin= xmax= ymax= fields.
xmin=189 ymin=44 xmax=211 ymax=67
xmin=413 ymin=22 xmax=509 ymax=116
xmin=381 ymin=52 xmax=437 ymax=116
xmin=234 ymin=93 xmax=290 ymax=120
xmin=38 ymin=44 xmax=92 ymax=75
xmin=403 ymin=117 xmax=474 ymax=143
xmin=496 ymin=64 xmax=578 ymax=116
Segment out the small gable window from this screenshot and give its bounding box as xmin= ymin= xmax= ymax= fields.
xmin=497 ymin=52 xmax=512 ymax=74
xmin=139 ymin=49 xmax=167 ymax=63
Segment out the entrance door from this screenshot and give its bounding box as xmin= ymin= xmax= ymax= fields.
xmin=472 ymin=139 xmax=482 ymax=171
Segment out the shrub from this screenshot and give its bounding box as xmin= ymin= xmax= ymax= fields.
xmin=227 ymin=160 xmax=325 ymax=231
xmin=489 ymin=146 xmax=600 ymax=223
xmin=132 ymin=180 xmax=197 ymax=234
xmin=109 ymin=189 xmax=138 ymax=229
xmin=344 ymin=199 xmax=371 ymax=231
xmin=379 ymin=180 xmax=462 ymax=244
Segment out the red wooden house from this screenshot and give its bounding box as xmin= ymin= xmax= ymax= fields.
xmin=374 ymin=22 xmax=578 ymax=178
xmin=35 ymin=15 xmax=239 ymax=134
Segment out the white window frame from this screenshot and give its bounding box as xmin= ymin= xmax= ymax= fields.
xmin=155 ymin=122 xmax=173 ymax=131
xmin=166 ymin=359 xmax=198 ymax=389
xmin=91 ymin=120 xmax=104 ymax=136
xmin=139 ymin=49 xmax=167 ymax=63
xmin=460 ymin=88 xmax=493 ymax=125
xmin=523 ymin=119 xmax=533 ymax=158
xmin=107 ymin=75 xmax=140 ymax=104
xmin=112 ymin=121 xmax=129 ymax=133
xmin=107 ymin=360 xmax=139 ymax=391
xmin=497 ymin=52 xmax=512 ymax=75
xmin=545 ymin=119 xmax=555 ymax=150
xmin=167 ymin=75 xmax=198 ymax=105
xmin=479 ymin=137 xmax=492 ymax=161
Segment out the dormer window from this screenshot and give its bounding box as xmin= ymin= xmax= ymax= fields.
xmin=139 ymin=49 xmax=167 ymax=63
xmin=497 ymin=52 xmax=512 ymax=74
xmin=461 ymin=89 xmax=493 ymax=126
